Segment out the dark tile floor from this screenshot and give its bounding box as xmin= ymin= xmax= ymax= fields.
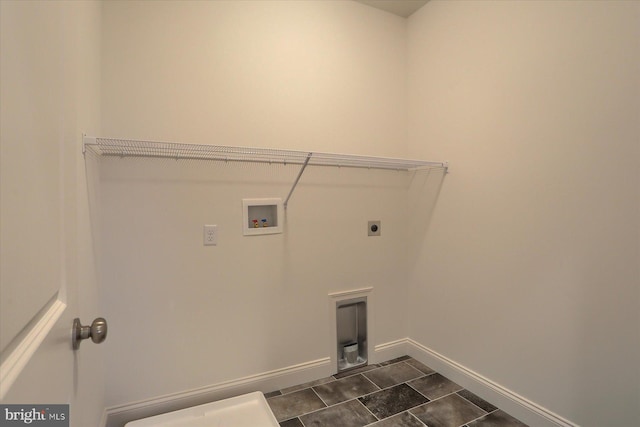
xmin=266 ymin=356 xmax=528 ymax=427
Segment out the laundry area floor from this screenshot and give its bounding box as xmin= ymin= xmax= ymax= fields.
xmin=265 ymin=356 xmax=528 ymax=427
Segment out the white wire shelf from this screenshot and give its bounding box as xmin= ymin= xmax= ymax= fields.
xmin=83 ymin=137 xmax=447 ymax=170
xmin=83 ymin=136 xmax=448 ymax=207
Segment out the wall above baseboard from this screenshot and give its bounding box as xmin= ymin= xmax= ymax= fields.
xmin=103 ymin=357 xmax=331 ymax=427
xmin=405 ymin=339 xmax=578 ymax=427
xmin=103 ymin=339 xmax=577 ymax=427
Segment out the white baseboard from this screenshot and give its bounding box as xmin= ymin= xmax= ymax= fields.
xmin=405 ymin=338 xmax=578 ymax=427
xmin=98 ymin=409 xmax=108 ymax=427
xmin=103 ymin=339 xmax=578 ymax=427
xmin=104 ymin=357 xmax=331 ymax=427
xmin=103 ymin=341 xmax=408 ymax=427
xmin=373 ymin=338 xmax=409 ymax=364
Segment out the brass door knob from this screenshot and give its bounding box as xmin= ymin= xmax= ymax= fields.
xmin=72 ymin=317 xmax=107 ymax=350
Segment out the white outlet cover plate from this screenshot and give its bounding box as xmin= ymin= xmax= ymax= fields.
xmin=204 ymin=224 xmax=218 ymax=246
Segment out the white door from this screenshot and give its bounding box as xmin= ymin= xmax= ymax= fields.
xmin=0 ymin=1 xmax=105 ymax=426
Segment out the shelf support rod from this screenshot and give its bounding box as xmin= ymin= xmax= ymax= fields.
xmin=284 ymin=152 xmax=312 ymax=209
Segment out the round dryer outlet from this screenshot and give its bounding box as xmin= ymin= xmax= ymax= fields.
xmin=368 ymin=220 xmax=381 ymax=236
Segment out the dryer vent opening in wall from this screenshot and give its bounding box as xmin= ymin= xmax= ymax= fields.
xmin=336 ymin=297 xmax=367 ymax=372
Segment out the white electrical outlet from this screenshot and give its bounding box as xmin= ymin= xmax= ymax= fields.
xmin=204 ymin=225 xmax=218 ymax=246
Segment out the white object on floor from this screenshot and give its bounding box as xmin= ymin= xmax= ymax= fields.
xmin=124 ymin=391 xmax=279 ymax=427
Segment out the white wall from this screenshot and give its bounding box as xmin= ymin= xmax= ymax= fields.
xmin=99 ymin=0 xmax=410 ymax=407
xmin=407 ymin=2 xmax=640 ymax=426
xmin=101 ymin=0 xmax=407 ymax=157
xmin=100 ymin=160 xmax=411 ymax=407
xmin=0 ymin=1 xmax=105 ymax=426
xmin=98 ymin=1 xmax=639 ymax=424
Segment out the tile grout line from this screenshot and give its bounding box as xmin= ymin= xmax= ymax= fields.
xmin=278 ymin=358 xmax=418 ymax=397
xmin=417 ymin=389 xmax=464 ymax=405
xmin=460 ymin=418 xmax=478 ymax=427
xmin=334 ymin=363 xmax=380 ymax=380
xmin=283 ymin=379 xmax=427 ymax=427
xmin=364 ymin=377 xmax=434 ymax=395
xmin=356 ymin=366 xmax=435 ymax=424
xmin=309 ymin=386 xmax=330 ymax=408
xmin=279 ymin=377 xmax=337 ymax=396
xmin=268 ymin=387 xmax=328 ymax=423
xmin=457 ymin=406 xmax=501 ymax=427
xmin=286 ymin=389 xmax=355 ymax=422
xmin=460 ymin=411 xmax=490 ymax=427
xmin=294 ymin=397 xmax=380 ymax=426
xmin=304 ymin=372 xmax=403 ymax=415
xmin=407 ymin=389 xmax=498 ymax=427
xmin=313 ymin=371 xmax=414 ymax=410
xmin=359 ymin=372 xmax=382 ymax=393
xmin=359 ymin=377 xmax=425 ymax=399
xmin=408 ymin=410 xmax=429 ymax=427
xmin=287 ymin=401 xmax=328 ymax=422
xmin=405 ymin=379 xmax=432 ymax=402
xmin=355 ymin=396 xmax=381 ymax=425
xmin=449 ymin=391 xmax=490 ymax=427
xmin=310 ymin=374 xmax=381 ymax=408
xmin=271 ymin=356 xmax=525 ymax=427
xmin=454 ymin=390 xmax=496 ymax=416
xmin=361 ymin=362 xmax=427 ymax=392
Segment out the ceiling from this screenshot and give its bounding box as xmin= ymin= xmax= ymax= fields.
xmin=354 ymin=0 xmax=429 ymax=18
